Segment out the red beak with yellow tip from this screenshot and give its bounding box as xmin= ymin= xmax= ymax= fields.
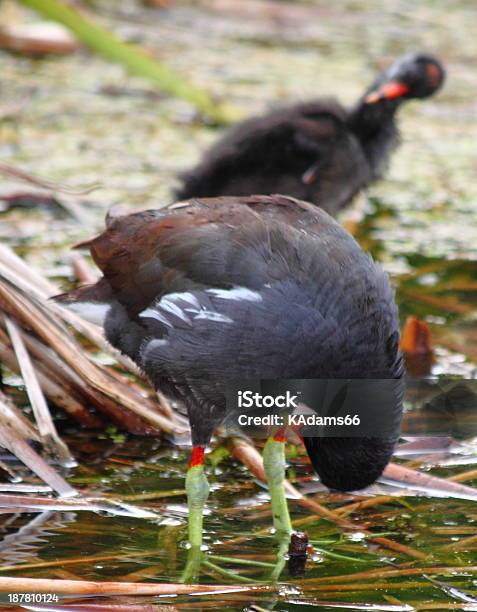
xmin=365 ymin=81 xmax=410 ymax=104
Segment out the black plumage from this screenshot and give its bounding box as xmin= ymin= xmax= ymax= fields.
xmin=56 ymin=195 xmax=404 ymax=491
xmin=177 ymin=53 xmax=445 ymax=216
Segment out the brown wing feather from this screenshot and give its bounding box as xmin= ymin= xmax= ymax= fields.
xmin=71 ymin=195 xmax=333 ymax=315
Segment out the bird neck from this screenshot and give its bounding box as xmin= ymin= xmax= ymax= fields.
xmin=304 ymin=342 xmax=404 ymax=380
xmin=347 ymin=97 xmax=401 ymax=178
xmin=311 ymin=331 xmax=404 ymax=381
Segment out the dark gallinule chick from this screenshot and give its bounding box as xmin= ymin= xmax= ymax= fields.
xmin=55 ymin=195 xmax=404 ymax=548
xmin=177 ymin=53 xmax=445 ymax=216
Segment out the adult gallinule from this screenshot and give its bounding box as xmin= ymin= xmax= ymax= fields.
xmin=177 ymin=53 xmax=445 ymax=216
xmin=56 ymin=195 xmax=404 ymax=550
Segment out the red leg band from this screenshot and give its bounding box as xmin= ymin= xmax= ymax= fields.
xmin=273 ymin=426 xmax=287 ymax=443
xmin=188 ymin=446 xmax=205 ymax=468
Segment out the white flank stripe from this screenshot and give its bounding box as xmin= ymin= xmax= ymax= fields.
xmin=193 ymin=311 xmax=233 ymax=324
xmin=146 ymin=338 xmax=169 ymax=350
xmin=159 ymin=299 xmax=191 ymax=323
xmin=207 ymin=286 xmax=262 ymax=302
xmin=66 ymin=302 xmax=110 ymax=326
xmin=163 ymin=291 xmax=201 ymax=309
xmin=139 ymin=308 xmax=172 ymax=328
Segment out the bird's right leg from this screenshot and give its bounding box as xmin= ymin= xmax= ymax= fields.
xmin=262 ymin=429 xmax=292 ymax=535
xmin=263 ymin=428 xmax=293 ymax=582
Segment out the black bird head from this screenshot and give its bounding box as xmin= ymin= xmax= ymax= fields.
xmin=303 ymin=436 xmax=397 ymax=492
xmin=365 ymin=53 xmax=445 ymax=105
xmin=302 ymin=369 xmax=405 ymax=492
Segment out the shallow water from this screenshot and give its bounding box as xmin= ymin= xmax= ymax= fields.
xmin=0 ymin=0 xmax=477 ymax=609
xmin=0 ymin=418 xmax=477 ymax=610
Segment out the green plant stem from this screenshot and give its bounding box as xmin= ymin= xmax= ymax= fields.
xmin=208 ymin=554 xmax=275 ymax=569
xmin=17 ymin=0 xmax=228 ymax=123
xmin=311 ymin=546 xmax=375 ymax=564
xmin=202 ymin=560 xmax=257 ymax=583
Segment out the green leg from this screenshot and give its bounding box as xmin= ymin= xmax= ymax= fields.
xmin=263 ymin=433 xmax=293 ymax=582
xmin=185 ymin=463 xmax=210 ymax=547
xmin=262 ymin=435 xmax=292 ymax=535
xmin=268 ymin=535 xmax=290 ymax=582
xmin=181 ymin=446 xmax=210 ymax=583
xmin=181 ymin=545 xmax=203 ymax=584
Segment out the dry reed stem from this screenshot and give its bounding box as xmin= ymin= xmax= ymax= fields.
xmin=0 ymin=276 xmax=180 ymax=434
xmin=0 ymin=550 xmax=161 ymax=574
xmin=71 ymin=253 xmax=99 ymax=284
xmin=0 ymin=162 xmax=99 ymax=195
xmin=0 ymin=390 xmax=40 ymax=442
xmin=0 ymin=246 xmax=136 ymax=370
xmin=0 ymin=253 xmax=179 ymax=424
xmin=0 ymin=576 xmax=272 ymax=596
xmin=19 ymin=330 xmax=156 ymax=434
xmin=4 ymin=315 xmax=74 ymax=465
xmin=0 ymin=422 xmax=76 ymax=497
xmin=336 ymin=462 xmax=477 ymax=517
xmin=298 ymin=565 xmax=477 ymax=586
xmin=449 ymin=468 xmax=477 ymax=483
xmin=0 ymin=336 xmax=103 ymax=428
xmin=0 ymin=494 xmax=158 ymax=519
xmin=444 ymin=533 xmax=477 ymax=552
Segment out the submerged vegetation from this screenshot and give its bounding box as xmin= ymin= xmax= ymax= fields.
xmin=0 ymin=0 xmax=476 ymax=609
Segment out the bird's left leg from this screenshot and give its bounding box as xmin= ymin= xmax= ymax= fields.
xmin=262 ymin=428 xmax=292 ymax=535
